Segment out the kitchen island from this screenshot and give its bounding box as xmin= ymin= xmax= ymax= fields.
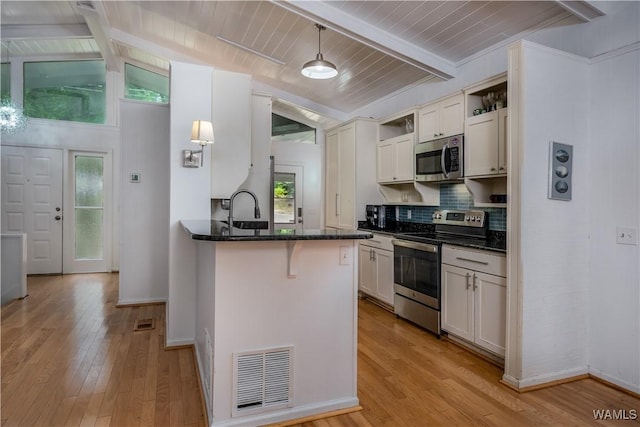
xmin=181 ymin=220 xmax=372 ymax=427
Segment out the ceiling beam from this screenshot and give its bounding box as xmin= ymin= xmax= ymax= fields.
xmin=74 ymin=1 xmax=119 ymax=72
xmin=553 ymin=1 xmax=606 ymax=22
xmin=272 ymin=0 xmax=457 ymax=80
xmin=1 ymin=24 xmax=91 ymax=40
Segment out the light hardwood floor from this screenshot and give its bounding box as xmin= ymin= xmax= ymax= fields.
xmin=2 ymin=273 xmax=638 ymax=426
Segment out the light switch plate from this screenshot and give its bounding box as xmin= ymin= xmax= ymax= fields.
xmin=616 ymin=226 xmax=638 ymax=245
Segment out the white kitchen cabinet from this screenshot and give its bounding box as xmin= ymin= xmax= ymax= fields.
xmin=441 ymin=245 xmax=506 ymax=357
xmin=325 ymin=119 xmax=380 ymax=230
xmin=418 ymin=93 xmax=464 ymax=142
xmin=376 ymin=134 xmax=414 ymax=184
xmin=464 ymin=108 xmax=507 ymax=177
xmin=358 ymin=234 xmax=394 ymax=306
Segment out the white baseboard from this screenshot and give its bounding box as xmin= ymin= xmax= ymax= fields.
xmin=116 ymin=297 xmax=166 ymax=306
xmin=165 ymin=338 xmax=195 ymax=348
xmin=510 ymin=366 xmax=590 ymax=389
xmin=209 ymin=397 xmax=360 ymax=427
xmin=590 ymin=368 xmax=640 ymax=395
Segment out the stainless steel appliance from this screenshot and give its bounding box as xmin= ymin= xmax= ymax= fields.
xmin=415 ymin=134 xmax=463 ymax=182
xmin=365 ymin=204 xmax=386 ymax=228
xmin=392 ymin=209 xmax=488 ymax=336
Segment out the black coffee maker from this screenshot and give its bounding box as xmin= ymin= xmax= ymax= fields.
xmin=365 ymin=205 xmax=386 ymax=229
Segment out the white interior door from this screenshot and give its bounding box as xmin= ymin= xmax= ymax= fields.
xmin=274 ymin=165 xmax=303 ymax=231
xmin=1 ymin=146 xmax=64 ymax=274
xmin=63 ymin=151 xmax=111 ymax=273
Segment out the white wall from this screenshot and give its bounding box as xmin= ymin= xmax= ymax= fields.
xmin=588 ymin=46 xmax=640 ymax=393
xmin=516 ymin=42 xmax=591 ymax=385
xmin=167 ymin=61 xmax=214 ymax=346
xmin=118 ymin=100 xmax=170 ymax=304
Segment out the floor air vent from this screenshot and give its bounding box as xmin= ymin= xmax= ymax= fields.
xmin=232 ymin=346 xmax=293 ymax=417
xmin=133 ymin=318 xmax=155 ymax=331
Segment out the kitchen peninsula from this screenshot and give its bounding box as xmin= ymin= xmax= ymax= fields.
xmin=181 ymin=220 xmax=372 ymax=426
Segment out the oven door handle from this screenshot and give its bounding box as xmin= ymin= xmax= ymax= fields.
xmin=392 ymin=239 xmax=438 ymax=253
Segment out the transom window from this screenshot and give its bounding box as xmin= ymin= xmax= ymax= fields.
xmin=124 ymin=63 xmax=169 ymax=103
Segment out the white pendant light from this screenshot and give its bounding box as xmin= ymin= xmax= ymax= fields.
xmin=301 ymin=24 xmax=338 ymax=80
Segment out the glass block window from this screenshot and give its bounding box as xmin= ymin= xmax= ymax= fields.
xmin=125 ymin=63 xmax=169 ymax=103
xmin=23 ymin=60 xmax=106 ymax=124
xmin=74 ymin=155 xmax=104 ymax=260
xmin=1 ymin=63 xmax=9 ymax=100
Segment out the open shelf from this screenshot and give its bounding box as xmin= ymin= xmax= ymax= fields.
xmin=379 ymin=109 xmax=416 ymax=141
xmin=465 ymin=176 xmax=507 ymax=208
xmin=378 ymin=181 xmax=440 ymax=206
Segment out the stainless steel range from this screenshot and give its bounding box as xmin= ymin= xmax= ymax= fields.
xmin=392 ymin=209 xmax=488 ymax=336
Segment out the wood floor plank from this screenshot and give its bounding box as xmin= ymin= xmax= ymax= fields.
xmin=2 ymin=273 xmax=636 ymax=427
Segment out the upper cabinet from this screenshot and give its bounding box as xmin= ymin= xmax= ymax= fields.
xmin=463 ymin=74 xmax=508 ymax=179
xmin=325 ymin=119 xmax=380 ymax=230
xmin=377 ymin=110 xmax=416 ymax=185
xmin=418 ymin=93 xmax=464 ymax=143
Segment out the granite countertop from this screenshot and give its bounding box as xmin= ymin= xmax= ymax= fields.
xmin=181 ymin=220 xmax=373 ymax=242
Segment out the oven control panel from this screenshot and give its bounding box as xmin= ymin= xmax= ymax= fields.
xmin=432 ymin=209 xmax=486 ymax=227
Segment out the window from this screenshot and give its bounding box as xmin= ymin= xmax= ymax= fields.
xmin=1 ymin=63 xmax=9 ymax=100
xmin=274 ymin=172 xmax=295 ymax=224
xmin=271 ymin=114 xmax=315 ymax=144
xmin=74 ymin=155 xmax=104 ymax=260
xmin=24 ymin=60 xmax=106 ymax=124
xmin=125 ymin=63 xmax=169 ymax=103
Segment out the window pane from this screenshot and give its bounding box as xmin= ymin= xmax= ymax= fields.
xmin=1 ymin=63 xmax=9 ymax=99
xmin=75 ymin=156 xmax=104 ymax=207
xmin=271 ymin=114 xmax=316 ymax=144
xmin=274 ymin=173 xmax=295 ymax=224
xmin=125 ymin=63 xmax=169 ymax=103
xmin=24 ymin=60 xmax=106 ymax=123
xmin=75 ymin=208 xmax=103 ymax=260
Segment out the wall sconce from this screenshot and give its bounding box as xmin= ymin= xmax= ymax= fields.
xmin=184 ymin=120 xmax=214 ymax=167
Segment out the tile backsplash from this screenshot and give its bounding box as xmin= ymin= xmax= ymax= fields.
xmin=385 ymin=183 xmax=507 ymax=231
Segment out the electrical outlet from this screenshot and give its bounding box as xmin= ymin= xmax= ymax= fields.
xmin=339 ymin=246 xmax=352 ymax=265
xmin=407 ymin=209 xmax=412 ymax=220
xmin=616 ymin=226 xmax=638 ymax=245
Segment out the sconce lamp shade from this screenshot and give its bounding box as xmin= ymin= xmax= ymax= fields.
xmin=191 ymin=120 xmax=214 ymax=146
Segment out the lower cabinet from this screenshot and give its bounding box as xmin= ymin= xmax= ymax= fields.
xmin=441 ymin=245 xmax=506 ymax=357
xmin=358 ymin=234 xmax=394 ymax=306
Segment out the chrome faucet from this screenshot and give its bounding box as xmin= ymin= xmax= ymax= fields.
xmin=228 ymin=189 xmax=261 ymax=226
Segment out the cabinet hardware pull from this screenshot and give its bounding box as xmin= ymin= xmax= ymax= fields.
xmin=491 ymin=167 xmax=496 ymax=171
xmin=466 ymin=273 xmax=471 ymax=289
xmin=473 ymin=273 xmax=478 ymax=291
xmin=335 ymin=193 xmax=339 ymax=216
xmin=499 ymin=167 xmax=505 ymax=170
xmin=370 ymin=249 xmax=373 ymax=261
xmin=455 ymin=257 xmax=489 ymax=265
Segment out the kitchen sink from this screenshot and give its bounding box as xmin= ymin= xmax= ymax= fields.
xmin=222 ymin=220 xmax=269 ymax=229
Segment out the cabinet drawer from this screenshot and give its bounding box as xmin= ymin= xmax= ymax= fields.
xmin=442 ymin=245 xmax=506 ymax=277
xmin=360 ymin=233 xmax=394 ymax=251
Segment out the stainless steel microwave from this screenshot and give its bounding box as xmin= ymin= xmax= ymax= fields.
xmin=415 ymin=134 xmax=464 ymax=182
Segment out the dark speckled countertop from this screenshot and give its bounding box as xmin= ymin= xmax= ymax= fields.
xmin=358 ymin=220 xmax=506 ymax=253
xmin=181 ymin=220 xmax=373 ymax=242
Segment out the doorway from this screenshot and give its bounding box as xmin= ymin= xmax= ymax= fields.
xmin=273 ymin=165 xmax=303 ymax=231
xmin=1 ymin=146 xmax=63 ymax=274
xmin=0 ymin=146 xmax=111 ymax=274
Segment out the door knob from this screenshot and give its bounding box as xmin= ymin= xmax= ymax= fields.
xmin=55 ymin=216 xmax=62 ymax=221
xmin=55 ymin=207 xmax=61 ymax=212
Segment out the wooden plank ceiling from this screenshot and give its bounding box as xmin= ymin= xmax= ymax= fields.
xmin=1 ymin=1 xmax=592 ymax=117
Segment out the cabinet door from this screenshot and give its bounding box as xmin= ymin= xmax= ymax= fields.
xmin=358 ymin=245 xmax=376 ymax=296
xmin=376 ymin=140 xmax=397 ymax=183
xmin=498 ymin=109 xmax=508 ymax=174
xmin=325 ymin=131 xmax=340 ymax=228
xmin=394 ymin=135 xmax=415 ymax=182
xmin=418 ymin=104 xmax=439 ymax=142
xmin=440 ymin=94 xmax=464 ymax=138
xmin=441 ymin=264 xmax=473 ymax=342
xmin=464 ymin=110 xmax=499 ymax=177
xmin=375 ymin=249 xmax=394 ymax=306
xmin=474 ymin=272 xmax=506 ymax=356
xmin=337 ymin=125 xmax=356 ymax=229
